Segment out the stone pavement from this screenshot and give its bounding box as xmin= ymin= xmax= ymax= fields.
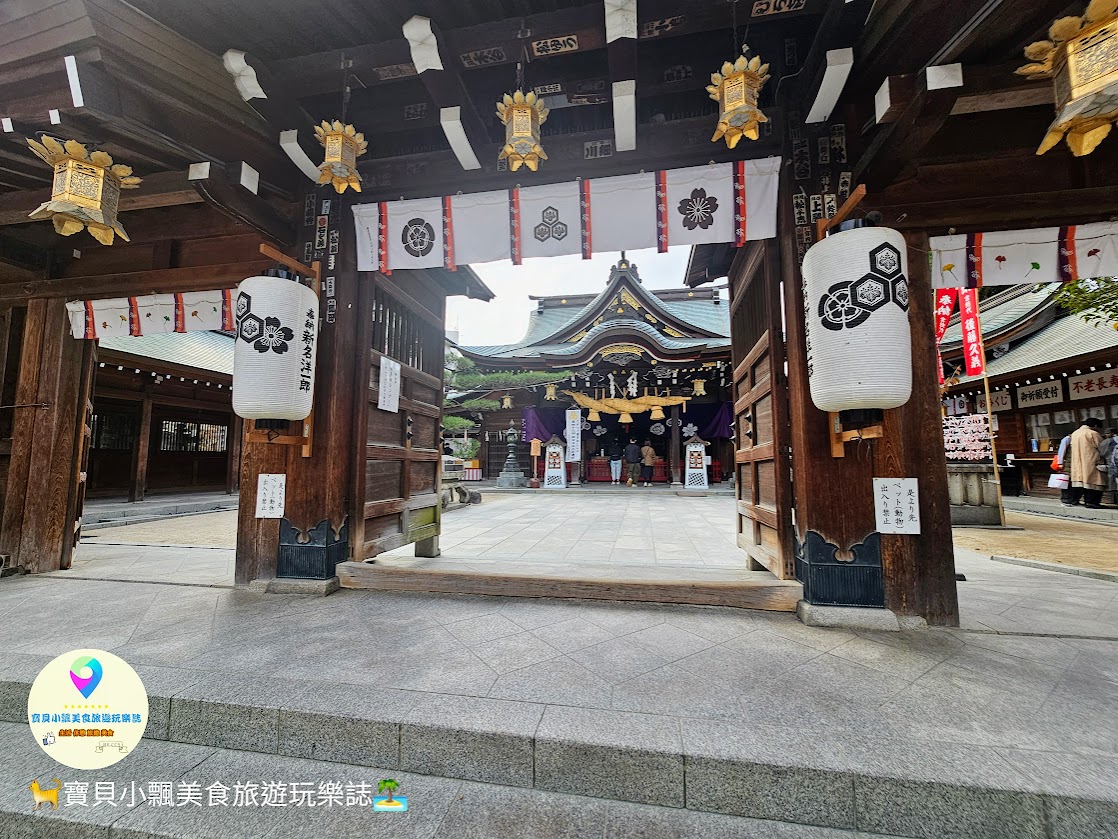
xmin=3 ymin=547 xmax=1117 ymax=838
xmin=84 ymin=491 xmax=238 ymax=527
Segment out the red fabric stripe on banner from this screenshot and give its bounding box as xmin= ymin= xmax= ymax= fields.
xmin=965 ymin=232 xmax=983 ymax=288
xmin=959 ymin=288 xmax=985 ymax=377
xmin=442 ymin=195 xmax=456 ymax=271
xmin=733 ymin=160 xmax=748 ymax=246
xmin=128 ymin=297 xmax=141 ymax=336
xmin=580 ymin=180 xmax=592 ymax=260
xmin=377 ymin=201 xmax=390 ymax=275
xmin=84 ymin=300 xmax=96 ymax=340
xmin=1058 ymin=225 xmax=1078 ymax=283
xmin=937 ymin=347 xmax=945 ymax=385
xmin=656 ymin=171 xmax=668 ymax=253
xmin=222 ymin=289 xmax=234 ymax=331
xmin=173 ymin=293 xmax=186 ymax=333
xmin=509 ymin=187 xmax=522 ymax=266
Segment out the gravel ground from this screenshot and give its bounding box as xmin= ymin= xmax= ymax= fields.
xmin=80 ymin=509 xmax=237 ymax=548
xmin=952 ymin=510 xmax=1118 ymax=572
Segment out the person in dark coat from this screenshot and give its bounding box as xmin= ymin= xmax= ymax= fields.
xmin=623 ymin=439 xmax=641 ymax=486
xmin=606 ymin=438 xmax=624 ymax=484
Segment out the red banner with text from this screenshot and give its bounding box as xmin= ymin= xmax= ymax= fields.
xmin=958 ymin=289 xmax=985 ymax=377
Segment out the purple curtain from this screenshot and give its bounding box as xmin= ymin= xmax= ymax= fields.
xmin=522 ymin=406 xmax=566 ymax=443
xmin=700 ymin=401 xmax=734 ymax=440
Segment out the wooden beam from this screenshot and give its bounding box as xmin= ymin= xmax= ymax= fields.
xmin=188 ymin=161 xmax=297 ymax=247
xmin=855 ymin=66 xmax=963 ymax=192
xmin=129 ymin=395 xmax=152 ymax=503
xmin=0 ymin=169 xmax=202 ymax=227
xmin=872 ymin=186 xmax=1118 ymax=231
xmin=0 ymin=260 xmax=272 ymax=302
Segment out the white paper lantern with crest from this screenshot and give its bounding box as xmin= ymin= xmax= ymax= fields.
xmin=233 ymin=275 xmax=319 ymax=421
xmin=801 ymin=225 xmax=912 ymax=412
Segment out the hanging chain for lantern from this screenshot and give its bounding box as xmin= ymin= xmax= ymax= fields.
xmin=26 ymin=136 xmax=142 ymax=245
xmin=1016 ymin=0 xmax=1118 ymax=156
xmin=496 ymin=56 xmax=550 ymax=172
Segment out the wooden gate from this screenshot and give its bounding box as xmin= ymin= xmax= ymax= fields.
xmin=729 ymin=239 xmax=794 ymax=579
xmin=354 ymin=275 xmax=446 ymax=560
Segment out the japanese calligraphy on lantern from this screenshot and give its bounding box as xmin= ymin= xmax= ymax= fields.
xmin=943 ymin=415 xmax=993 ymax=462
xmin=1016 ymin=381 xmax=1063 ymax=408
xmin=565 ymin=410 xmax=582 ymax=462
xmin=378 ymin=357 xmax=401 ymax=413
xmin=1068 ymin=371 xmax=1118 ymax=401
xmin=874 ymin=478 xmax=920 ymax=534
xmin=255 ymin=474 xmax=286 ymax=518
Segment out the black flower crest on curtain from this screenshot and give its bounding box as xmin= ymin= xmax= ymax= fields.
xmin=254 ymin=317 xmax=294 ymax=354
xmin=678 ymin=188 xmax=719 ymax=230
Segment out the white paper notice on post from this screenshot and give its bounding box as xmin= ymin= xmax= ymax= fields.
xmin=255 ymin=474 xmax=286 ymax=519
xmin=565 ymin=409 xmax=582 ymax=462
xmin=378 ymin=357 xmax=401 ymax=413
xmin=873 ymin=478 xmax=920 ymax=534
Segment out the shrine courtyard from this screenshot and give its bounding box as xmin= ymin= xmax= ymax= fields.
xmin=2 ymin=529 xmax=1117 ymax=837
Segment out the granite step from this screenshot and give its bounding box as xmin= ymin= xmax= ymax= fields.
xmin=1 ymin=665 xmax=1114 ymax=839
xmin=0 ymin=721 xmax=899 ymax=839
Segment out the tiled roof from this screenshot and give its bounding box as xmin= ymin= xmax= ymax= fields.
xmin=99 ymin=331 xmax=234 ymax=375
xmin=940 ymin=284 xmax=1059 ymax=348
xmin=957 ymin=314 xmax=1118 ymax=384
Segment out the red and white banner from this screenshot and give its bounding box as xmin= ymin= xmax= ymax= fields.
xmin=958 ymin=289 xmax=985 ymax=377
xmin=66 ymin=290 xmax=235 ymax=340
xmin=352 ymin=159 xmax=782 ymax=271
xmin=933 ymin=288 xmax=957 ymax=385
xmin=931 ymin=221 xmax=1118 ymax=288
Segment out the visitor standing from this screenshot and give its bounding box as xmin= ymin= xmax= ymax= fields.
xmin=640 ymin=439 xmax=656 ymax=487
xmin=1067 ymin=418 xmax=1106 ymax=509
xmin=1103 ymin=428 xmax=1118 ymax=505
xmin=1056 ymin=431 xmax=1074 ymax=505
xmin=624 ymin=439 xmax=641 ymax=487
xmin=606 ymin=438 xmax=624 ymax=485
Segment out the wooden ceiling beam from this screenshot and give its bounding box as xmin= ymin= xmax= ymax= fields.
xmin=871 ymin=186 xmax=1118 ymax=232
xmin=187 ymin=161 xmax=296 ymax=247
xmin=0 ymin=169 xmax=202 ymax=227
xmin=606 ymin=0 xmax=639 ymax=153
xmin=0 ymin=259 xmax=273 ymax=303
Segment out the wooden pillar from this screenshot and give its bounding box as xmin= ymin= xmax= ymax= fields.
xmin=0 ymin=298 xmax=93 ymax=573
xmin=226 ymin=414 xmax=242 ymax=495
xmin=669 ymin=405 xmax=682 ymax=485
xmin=235 ymin=190 xmax=364 ymax=584
xmin=877 ymin=232 xmax=959 ymax=624
xmin=129 ymin=395 xmax=152 ymax=503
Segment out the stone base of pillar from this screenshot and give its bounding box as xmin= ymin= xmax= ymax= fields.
xmin=796 ymin=601 xmax=927 ymax=631
xmin=258 ymin=576 xmax=341 ymax=596
xmin=497 ymin=471 xmax=527 ymax=488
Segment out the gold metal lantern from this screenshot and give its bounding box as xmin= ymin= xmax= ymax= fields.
xmin=313 ymin=120 xmax=367 ymax=193
xmin=706 ymin=53 xmax=771 ymax=149
xmin=501 ymin=394 xmax=514 ymax=409
xmin=545 ymin=383 xmax=558 ymax=400
xmin=496 ymin=90 xmax=549 ymax=172
xmin=691 ymin=379 xmax=707 ymax=397
xmin=1017 ymin=0 xmax=1118 ymax=156
xmin=26 ymin=136 xmax=141 ymax=245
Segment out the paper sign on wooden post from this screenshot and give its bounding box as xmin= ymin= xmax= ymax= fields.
xmin=874 ymin=478 xmax=920 ymax=534
xmin=255 ymin=474 xmax=286 ymax=518
xmin=378 ymin=357 xmax=401 ymax=413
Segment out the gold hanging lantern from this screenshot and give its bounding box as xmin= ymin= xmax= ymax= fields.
xmin=26 ymin=136 xmax=141 ymax=245
xmin=313 ymin=120 xmax=368 ymax=193
xmin=496 ymin=90 xmax=549 ymax=172
xmin=1017 ymin=1 xmax=1118 ymax=156
xmin=706 ymin=52 xmax=771 ymax=149
xmin=649 ymin=406 xmax=665 ymax=421
xmin=544 ymin=383 xmax=558 ymax=400
xmin=501 ymin=394 xmax=513 ymax=409
xmin=691 ymin=379 xmax=707 ymax=397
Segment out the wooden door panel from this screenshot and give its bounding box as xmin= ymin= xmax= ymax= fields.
xmin=730 ymin=240 xmax=794 ymax=579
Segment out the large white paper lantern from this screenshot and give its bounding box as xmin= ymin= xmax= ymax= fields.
xmin=801 ymin=226 xmax=912 ymax=412
xmin=233 ymin=275 xmax=319 ymax=420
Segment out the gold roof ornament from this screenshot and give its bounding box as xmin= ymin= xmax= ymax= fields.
xmin=26 ymin=136 xmax=141 ymax=245
xmin=496 ymin=90 xmax=549 ymax=172
xmin=1017 ymin=0 xmax=1118 ymax=156
xmin=314 ymin=120 xmax=367 ymax=193
xmin=707 ymin=52 xmax=771 ymax=149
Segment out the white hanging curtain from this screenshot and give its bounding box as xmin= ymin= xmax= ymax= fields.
xmin=65 ymin=290 xmax=235 ymax=339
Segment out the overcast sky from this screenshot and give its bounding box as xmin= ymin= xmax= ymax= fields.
xmin=447 ymin=245 xmax=696 ymax=347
